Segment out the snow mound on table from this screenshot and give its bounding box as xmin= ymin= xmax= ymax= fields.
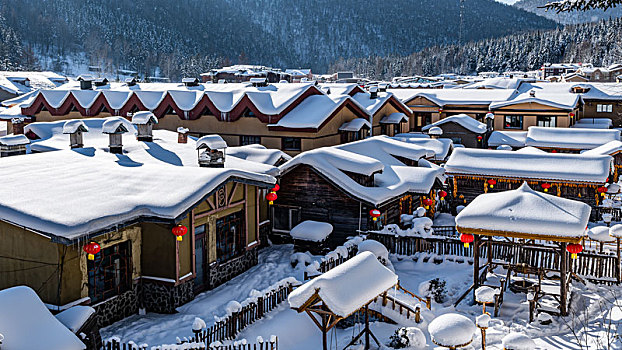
xmin=588 ymin=226 xmax=615 ymax=242
xmin=475 ymin=286 xmax=499 ymax=303
xmin=476 ymin=314 xmax=491 ymax=328
xmin=290 ymin=220 xmax=333 ymax=242
xmin=55 ymin=305 xmax=95 ymax=333
xmin=0 ymin=286 xmax=85 ymax=350
xmin=288 ymin=251 xmax=397 ymax=317
xmin=502 ymin=332 xmax=536 ymax=350
xmin=404 ymin=327 xmax=426 ymax=349
xmin=428 ymin=313 xmax=475 ymax=347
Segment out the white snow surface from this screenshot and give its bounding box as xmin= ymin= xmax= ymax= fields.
xmin=475 ymin=286 xmax=499 ymax=303
xmin=422 ymin=114 xmax=487 ymax=134
xmin=445 ymin=147 xmax=611 ymax=183
xmin=288 ymin=251 xmax=397 ymax=317
xmin=502 ymin=332 xmax=536 ymax=350
xmin=101 ymin=117 xmax=129 ymax=134
xmin=391 ymin=136 xmax=453 ymax=161
xmin=55 ymin=305 xmax=95 ymax=333
xmin=428 ymin=313 xmax=475 ymax=347
xmin=357 ymin=239 xmax=389 ymax=263
xmin=0 ymin=286 xmax=85 ymax=350
xmin=62 ymin=120 xmax=88 ymax=134
xmin=279 ymin=136 xmax=444 ymax=206
xmin=338 ymin=118 xmax=371 ymax=132
xmin=289 ymin=220 xmax=333 ymax=242
xmin=525 ymin=126 xmax=620 ymax=150
xmin=226 ymin=144 xmax=290 ymax=166
xmin=196 ymin=134 xmax=227 ymax=150
xmin=610 ymin=224 xmax=622 ymax=238
xmin=582 ymin=140 xmax=622 ymax=156
xmin=380 ymin=112 xmax=408 ymax=124
xmin=588 ymin=226 xmax=615 ymax=243
xmin=456 ymin=182 xmax=591 ymax=240
xmin=0 ymin=134 xmax=29 ymax=146
xmin=487 ymin=131 xmax=528 ymax=147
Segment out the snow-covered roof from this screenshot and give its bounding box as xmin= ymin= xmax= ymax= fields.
xmin=350 ymin=91 xmax=408 ymax=116
xmin=428 ymin=313 xmax=476 ymax=347
xmin=102 ymin=117 xmax=129 ymax=134
xmin=225 ymin=144 xmax=291 ymax=166
xmin=463 ymin=77 xmax=533 ymax=90
xmin=445 ymin=148 xmax=611 ymax=183
xmin=196 ymin=135 xmax=227 ymax=150
xmin=573 ymin=118 xmax=613 ymax=129
xmin=62 ymin=120 xmax=89 ymax=134
xmin=379 ymin=112 xmax=408 ymax=124
xmin=0 ymin=134 xmax=29 ymax=146
xmin=279 ymin=136 xmax=444 ymax=206
xmin=487 ymin=131 xmax=527 ymax=147
xmin=268 ymin=94 xmax=353 ymax=129
xmin=582 ymin=140 xmax=622 ymax=156
xmin=55 ymin=306 xmax=95 ymax=333
xmin=131 ymin=111 xmax=158 ymax=125
xmin=290 ymin=220 xmax=333 ymax=242
xmin=490 ymin=82 xmax=580 ymax=110
xmin=422 ymin=114 xmax=487 ymax=134
xmin=403 ymin=88 xmax=515 ymax=106
xmin=391 ymin=135 xmax=453 ymax=161
xmin=288 ymin=251 xmax=398 ymax=317
xmin=0 ymin=71 xmax=67 ymax=98
xmin=456 ymin=183 xmax=590 ymax=242
xmin=339 ymin=118 xmax=371 ymax=132
xmin=525 ymin=126 xmax=620 ymax=150
xmin=0 ymin=286 xmax=85 ymax=350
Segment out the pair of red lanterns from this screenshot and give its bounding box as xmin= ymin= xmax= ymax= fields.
xmin=459 ymin=233 xmax=584 ymax=259
xmin=266 ymin=184 xmax=280 ymax=205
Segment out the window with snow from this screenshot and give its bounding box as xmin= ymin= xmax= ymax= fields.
xmin=216 ymin=211 xmax=246 ymax=262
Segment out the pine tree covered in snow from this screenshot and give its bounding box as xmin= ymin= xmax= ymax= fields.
xmin=329 ymin=17 xmax=622 ymax=79
xmin=0 ymin=13 xmax=29 ymax=70
xmin=544 ymin=0 xmax=622 ymax=12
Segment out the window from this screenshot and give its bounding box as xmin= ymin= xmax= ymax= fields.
xmin=216 ymin=211 xmax=245 ymax=262
xmin=242 ymin=108 xmax=255 ymax=118
xmin=537 ymin=116 xmax=556 ymax=127
xmin=87 ymin=241 xmax=132 ymax=303
xmin=282 ymin=137 xmax=301 ymax=151
xmin=240 ymin=135 xmax=261 ymax=145
xmin=597 ymin=104 xmax=613 ymax=113
xmin=340 ymin=129 xmax=369 ymax=143
xmin=272 ymin=206 xmax=301 ymax=232
xmin=450 ymin=137 xmax=462 ymax=144
xmin=504 ymin=115 xmax=523 ymax=129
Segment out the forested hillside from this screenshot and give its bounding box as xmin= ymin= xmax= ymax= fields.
xmin=514 ymin=0 xmax=622 ymax=24
xmin=329 ymin=18 xmax=622 ymax=79
xmin=0 ymin=0 xmax=555 ymax=77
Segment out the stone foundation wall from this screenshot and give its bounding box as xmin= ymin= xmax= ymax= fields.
xmin=93 ymin=283 xmax=139 ymax=327
xmin=209 ymin=248 xmax=258 ymax=288
xmin=141 ymin=279 xmax=195 ymax=314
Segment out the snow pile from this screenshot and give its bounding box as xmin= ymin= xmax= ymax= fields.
xmin=0 ymin=286 xmax=86 ymax=350
xmin=502 ymin=332 xmax=536 ymax=350
xmin=131 ymin=111 xmax=158 ymax=125
xmin=496 ymin=144 xmax=513 ymax=151
xmin=55 ymin=305 xmax=95 ymax=333
xmin=0 ymin=134 xmax=29 ymax=146
xmin=582 ymin=140 xmax=622 ymax=156
xmin=192 ymin=317 xmax=207 ymax=331
xmin=610 ymin=224 xmax=622 ymax=238
xmin=456 ymin=183 xmax=591 ymax=241
xmin=288 ymin=251 xmax=398 ymax=317
xmin=391 ymin=136 xmax=453 ymax=161
xmin=476 ymin=314 xmax=491 ymax=328
xmin=475 ymin=286 xmax=499 ymax=303
xmin=196 ymin=135 xmax=227 ymax=150
xmin=487 ymin=131 xmax=528 ymax=147
xmin=290 ymin=220 xmax=333 ymax=242
xmin=62 ymin=120 xmax=89 ymax=134
xmin=357 ymin=240 xmax=391 ymax=268
xmin=389 ymin=327 xmax=426 ymax=349
xmin=588 ymin=226 xmax=615 ymax=243
xmin=422 ymin=114 xmax=487 ymax=134
xmin=226 ymin=144 xmax=290 ymax=166
xmin=290 ymin=252 xmax=312 ymax=267
xmin=525 ymin=126 xmax=620 ymax=150
xmin=428 ymin=313 xmax=475 ymax=347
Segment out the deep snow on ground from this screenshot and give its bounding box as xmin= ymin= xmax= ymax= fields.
xmin=102 ymin=243 xmax=622 ymax=349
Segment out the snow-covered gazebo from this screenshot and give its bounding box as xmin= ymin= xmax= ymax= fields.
xmin=288 ymin=251 xmax=398 ymax=350
xmin=455 ymin=182 xmax=591 ymax=316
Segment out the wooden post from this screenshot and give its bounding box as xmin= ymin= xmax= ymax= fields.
xmin=560 ymin=242 xmax=568 ymax=316
xmin=364 ymin=304 xmax=370 ymax=350
xmin=322 ymin=313 xmax=327 ymax=350
xmin=480 ymin=327 xmax=487 ymax=350
xmin=425 ymin=296 xmax=431 ymax=310
xmin=487 ymin=236 xmax=493 ymax=274
xmin=617 ymin=238 xmax=621 ymax=284
xmin=473 ymin=235 xmax=480 ymax=301
xmin=415 ymin=305 xmax=421 ymax=323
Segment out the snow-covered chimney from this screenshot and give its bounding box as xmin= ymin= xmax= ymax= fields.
xmin=131 ymin=111 xmax=158 ymax=142
xmin=0 ymin=134 xmax=29 ymax=157
xmin=485 ymin=112 xmax=495 ymax=132
xmin=11 ymin=117 xmax=25 ymax=135
xmin=177 ymin=127 xmax=189 ymax=144
xmin=102 ymin=117 xmax=129 ymax=154
xmin=369 ymin=86 xmax=378 ymax=99
xmin=62 ymin=120 xmax=89 ymax=149
xmin=182 ymin=77 xmax=199 ymax=87
xmin=196 ymin=135 xmax=227 ymax=168
xmin=529 ymin=90 xmax=536 ymax=97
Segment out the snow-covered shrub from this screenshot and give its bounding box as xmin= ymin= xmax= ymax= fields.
xmin=192 ymin=317 xmax=207 ymax=331
xmin=388 ymin=327 xmax=426 ymax=349
xmin=427 ymin=278 xmax=447 ymax=304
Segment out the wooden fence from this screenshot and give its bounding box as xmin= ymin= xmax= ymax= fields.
xmin=367 ymin=232 xmax=620 ymax=282
xmin=103 ymin=283 xmax=292 ymax=350
xmin=303 ymin=244 xmax=358 ymax=280
xmin=103 ymin=338 xmax=278 ymax=350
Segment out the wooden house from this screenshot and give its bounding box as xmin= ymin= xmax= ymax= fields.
xmin=274 ymin=136 xmax=446 ymax=246
xmin=0 ymin=122 xmax=277 ymax=327
xmin=487 ymin=127 xmax=620 ymax=153
xmin=445 ymin=148 xmax=612 ymax=219
xmin=421 ymin=114 xmax=489 ymax=148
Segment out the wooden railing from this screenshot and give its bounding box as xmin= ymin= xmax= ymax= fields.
xmin=103 ymin=338 xmax=278 ymax=350
xmin=303 ymin=245 xmax=358 ymax=280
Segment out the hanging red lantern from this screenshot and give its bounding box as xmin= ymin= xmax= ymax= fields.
xmin=266 ymin=191 xmax=277 ymax=205
xmin=271 ymin=184 xmax=280 ymax=192
xmin=569 ymin=112 xmax=575 ymax=118
xmin=369 ymin=209 xmax=381 ymax=221
xmin=541 ymin=183 xmax=551 ymax=192
xmin=438 ymin=190 xmax=448 ymax=201
xmin=597 ymin=186 xmax=608 ymax=196
xmin=83 ymin=242 xmax=101 ymax=261
xmin=477 ymin=135 xmax=483 ymax=142
xmin=487 ymin=179 xmax=497 ymax=188
xmin=566 ymin=243 xmax=583 ymax=259
xmin=460 ymin=233 xmax=474 ymax=248
xmin=551 ymin=149 xmax=557 ymax=153
xmin=438 ymin=108 xmax=443 ymax=113
xmin=172 ymin=225 xmax=188 ymax=241
xmin=422 ymin=198 xmax=433 ymax=209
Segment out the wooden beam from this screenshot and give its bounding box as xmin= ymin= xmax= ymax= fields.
xmin=560 ymin=242 xmax=568 ymax=316
xmin=304 ymin=309 xmax=323 ymax=331
xmin=457 ymin=226 xmax=584 ymax=244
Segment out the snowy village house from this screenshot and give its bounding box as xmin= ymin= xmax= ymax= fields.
xmin=0 ymin=128 xmax=276 ymax=327
xmin=420 ymin=114 xmax=490 ymax=148
xmin=488 ymin=126 xmax=620 ymax=153
xmin=444 ymin=147 xmax=612 ymax=220
xmin=17 ymin=82 xmax=411 ymax=155
xmin=273 ymin=136 xmax=446 ymax=247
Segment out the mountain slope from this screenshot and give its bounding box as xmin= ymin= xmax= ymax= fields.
xmin=329 ymin=18 xmax=622 ymax=78
xmin=0 ymin=0 xmax=556 ymax=76
xmin=514 ymin=0 xmax=622 ymax=23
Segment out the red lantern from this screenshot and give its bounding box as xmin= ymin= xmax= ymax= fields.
xmin=369 ymin=209 xmax=381 ymax=221
xmin=172 ymin=225 xmax=188 ymax=241
xmin=487 ymin=179 xmax=496 ymax=188
xmin=83 ymin=242 xmax=101 ymax=261
xmin=438 ymin=190 xmax=448 ymax=201
xmin=477 ymin=135 xmax=483 ymax=142
xmin=422 ymin=198 xmax=433 ymax=209
xmin=569 ymin=112 xmax=575 ymax=118
xmin=551 ymin=149 xmax=557 ymax=153
xmin=266 ymin=191 xmax=277 ymax=205
xmin=438 ymin=108 xmax=443 ymax=113
xmin=541 ymin=183 xmax=551 ymax=192
xmin=597 ymin=186 xmax=608 ymax=196
xmin=271 ymin=184 xmax=280 ymax=192
xmin=567 ymin=243 xmax=583 ymax=259
xmin=460 ymin=233 xmax=474 ymax=248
